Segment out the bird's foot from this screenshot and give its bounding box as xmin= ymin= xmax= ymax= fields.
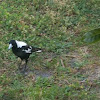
xmin=24 ymin=67 xmax=28 ymax=72
xmin=19 ymin=65 xmax=29 ymax=75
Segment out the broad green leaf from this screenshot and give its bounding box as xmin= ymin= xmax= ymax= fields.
xmin=84 ymin=28 xmax=100 ymax=43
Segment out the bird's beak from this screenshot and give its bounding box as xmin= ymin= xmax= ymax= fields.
xmin=8 ymin=44 xmax=13 ymax=50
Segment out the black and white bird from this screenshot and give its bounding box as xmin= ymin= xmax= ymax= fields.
xmin=8 ymin=40 xmax=42 ymax=70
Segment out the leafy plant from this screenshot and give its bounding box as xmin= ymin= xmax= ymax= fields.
xmin=84 ymin=28 xmax=100 ymax=43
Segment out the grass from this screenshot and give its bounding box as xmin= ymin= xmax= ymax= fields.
xmin=0 ymin=0 xmax=100 ymax=100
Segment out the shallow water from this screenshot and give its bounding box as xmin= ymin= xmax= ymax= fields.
xmin=34 ymin=69 xmax=53 ymax=78
xmin=19 ymin=66 xmax=53 ymax=78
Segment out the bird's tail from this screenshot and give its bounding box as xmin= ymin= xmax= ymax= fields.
xmin=32 ymin=46 xmax=42 ymax=53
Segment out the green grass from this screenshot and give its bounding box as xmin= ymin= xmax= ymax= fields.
xmin=0 ymin=0 xmax=100 ymax=100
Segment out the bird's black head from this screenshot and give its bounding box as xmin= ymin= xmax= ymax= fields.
xmin=8 ymin=40 xmax=17 ymax=50
xmin=9 ymin=40 xmax=16 ymax=44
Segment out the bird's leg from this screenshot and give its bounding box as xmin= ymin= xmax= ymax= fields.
xmin=18 ymin=59 xmax=22 ymax=70
xmin=24 ymin=59 xmax=28 ymax=71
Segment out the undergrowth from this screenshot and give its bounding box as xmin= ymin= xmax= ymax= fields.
xmin=0 ymin=0 xmax=100 ymax=100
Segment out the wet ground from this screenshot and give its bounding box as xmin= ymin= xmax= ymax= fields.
xmin=18 ymin=65 xmax=53 ymax=78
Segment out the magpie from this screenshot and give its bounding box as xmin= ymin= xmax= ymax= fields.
xmin=8 ymin=40 xmax=42 ymax=70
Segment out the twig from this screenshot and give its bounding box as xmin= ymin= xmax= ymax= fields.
xmin=66 ymin=55 xmax=77 ymax=58
xmin=60 ymin=59 xmax=65 ymax=68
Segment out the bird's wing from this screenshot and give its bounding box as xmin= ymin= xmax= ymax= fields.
xmin=21 ymin=46 xmax=32 ymax=54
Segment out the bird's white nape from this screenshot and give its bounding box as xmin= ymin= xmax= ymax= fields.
xmin=8 ymin=44 xmax=13 ymax=50
xmin=16 ymin=40 xmax=27 ymax=48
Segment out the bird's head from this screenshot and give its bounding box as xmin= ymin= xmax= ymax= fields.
xmin=8 ymin=40 xmax=16 ymax=50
